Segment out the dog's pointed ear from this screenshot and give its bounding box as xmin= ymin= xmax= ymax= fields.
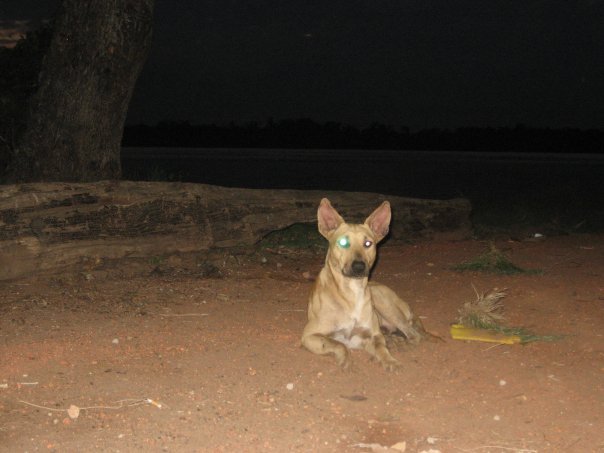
xmin=365 ymin=201 xmax=391 ymax=242
xmin=317 ymin=198 xmax=344 ymax=238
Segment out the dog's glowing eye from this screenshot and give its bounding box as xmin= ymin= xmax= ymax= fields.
xmin=337 ymin=236 xmax=350 ymax=248
xmin=364 ymin=240 xmax=373 ymax=248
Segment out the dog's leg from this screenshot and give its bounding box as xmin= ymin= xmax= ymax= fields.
xmin=370 ymin=284 xmax=423 ymax=344
xmin=302 ymin=333 xmax=352 ymax=369
xmin=364 ymin=333 xmax=401 ymax=371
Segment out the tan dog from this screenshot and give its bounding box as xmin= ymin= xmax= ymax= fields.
xmin=301 ymin=198 xmax=423 ymax=371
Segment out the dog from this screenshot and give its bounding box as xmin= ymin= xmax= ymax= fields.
xmin=301 ymin=198 xmax=423 ymax=371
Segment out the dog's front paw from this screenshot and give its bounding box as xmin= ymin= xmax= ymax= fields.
xmin=334 ymin=346 xmax=352 ymax=370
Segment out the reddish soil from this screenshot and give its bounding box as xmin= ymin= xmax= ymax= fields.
xmin=1 ymin=235 xmax=603 ymax=452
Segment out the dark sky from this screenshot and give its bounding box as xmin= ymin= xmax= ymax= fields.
xmin=2 ymin=0 xmax=604 ymax=130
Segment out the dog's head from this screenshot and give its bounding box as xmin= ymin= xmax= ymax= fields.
xmin=317 ymin=198 xmax=391 ymax=279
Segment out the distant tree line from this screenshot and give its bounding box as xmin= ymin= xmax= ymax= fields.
xmin=2 ymin=23 xmax=603 ymax=173
xmin=123 ymin=120 xmax=604 ymax=153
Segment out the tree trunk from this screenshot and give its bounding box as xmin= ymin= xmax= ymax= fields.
xmin=9 ymin=0 xmax=154 ymax=182
xmin=0 ymin=181 xmax=472 ymax=280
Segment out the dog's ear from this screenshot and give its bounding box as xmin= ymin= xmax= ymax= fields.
xmin=317 ymin=198 xmax=344 ymax=238
xmin=365 ymin=201 xmax=391 ymax=242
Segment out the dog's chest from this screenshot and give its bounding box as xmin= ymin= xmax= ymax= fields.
xmin=332 ymin=285 xmax=372 ymax=349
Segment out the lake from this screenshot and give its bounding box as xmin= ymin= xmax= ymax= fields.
xmin=122 ymin=147 xmax=604 ymax=229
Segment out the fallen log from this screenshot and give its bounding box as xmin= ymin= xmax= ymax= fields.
xmin=0 ymin=181 xmax=471 ymax=280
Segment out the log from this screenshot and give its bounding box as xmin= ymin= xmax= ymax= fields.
xmin=0 ymin=181 xmax=471 ymax=280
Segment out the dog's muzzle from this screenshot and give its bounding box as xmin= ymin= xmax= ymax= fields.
xmin=343 ymin=260 xmax=369 ymax=278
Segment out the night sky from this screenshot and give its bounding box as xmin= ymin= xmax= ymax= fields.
xmin=2 ymin=0 xmax=604 ymax=130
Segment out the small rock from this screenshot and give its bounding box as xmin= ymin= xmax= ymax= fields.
xmin=67 ymin=404 xmax=80 ymax=419
xmin=286 ymin=383 xmax=294 ymax=390
xmin=112 ymin=338 xmax=119 ymax=345
xmin=391 ymin=441 xmax=407 ymax=451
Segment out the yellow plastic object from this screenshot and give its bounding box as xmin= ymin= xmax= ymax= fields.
xmin=450 ymin=324 xmax=522 ymax=344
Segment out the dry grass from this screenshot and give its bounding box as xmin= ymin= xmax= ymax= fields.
xmin=456 ymin=286 xmax=563 ymax=344
xmin=457 ymin=286 xmax=507 ymax=329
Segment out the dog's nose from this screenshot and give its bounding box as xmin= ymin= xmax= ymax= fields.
xmin=351 ymin=260 xmax=366 ymax=274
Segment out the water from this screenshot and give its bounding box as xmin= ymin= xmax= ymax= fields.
xmin=122 ymin=147 xmax=604 ymax=228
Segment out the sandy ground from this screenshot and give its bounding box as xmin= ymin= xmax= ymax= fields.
xmin=1 ymin=234 xmax=603 ymax=452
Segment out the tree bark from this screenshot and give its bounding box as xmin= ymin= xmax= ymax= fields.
xmin=0 ymin=181 xmax=472 ymax=280
xmin=9 ymin=0 xmax=154 ymax=182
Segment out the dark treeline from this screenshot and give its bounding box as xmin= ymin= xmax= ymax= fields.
xmin=2 ymin=25 xmax=603 ymax=156
xmin=123 ymin=120 xmax=604 ymax=153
